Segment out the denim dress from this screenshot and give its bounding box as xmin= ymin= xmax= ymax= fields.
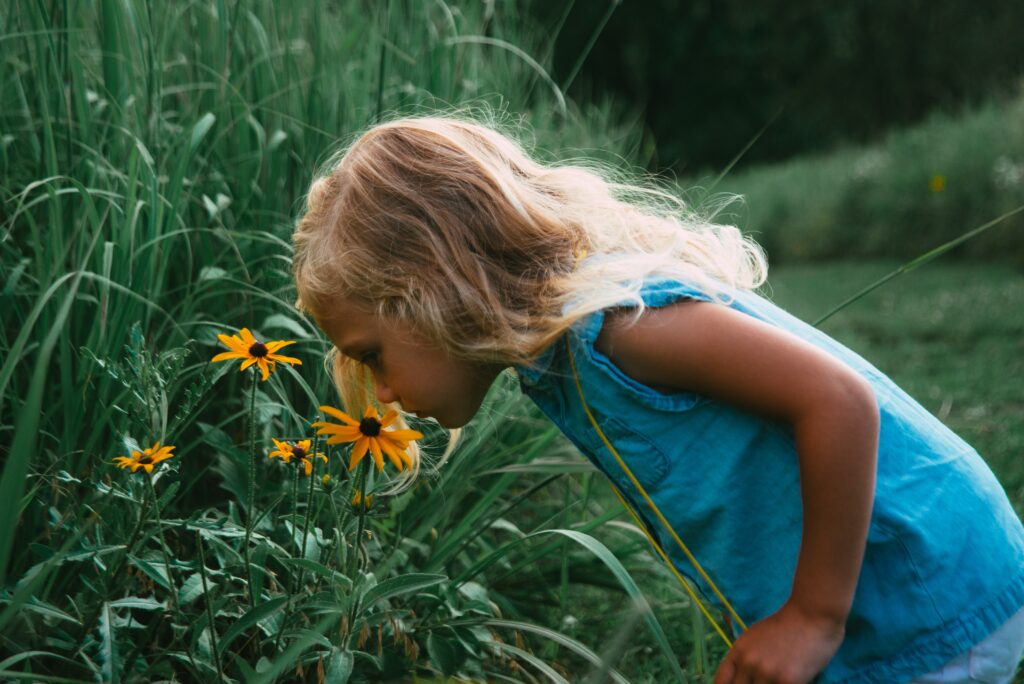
xmin=516 ymin=277 xmax=1024 ymax=683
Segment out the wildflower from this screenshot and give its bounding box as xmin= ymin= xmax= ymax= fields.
xmin=211 ymin=327 xmax=301 ymax=381
xmin=929 ymin=175 xmax=946 ymax=193
xmin=312 ymin=405 xmax=423 ymax=473
xmin=352 ymin=490 xmax=373 ymax=509
xmin=268 ymin=438 xmax=326 ymax=476
xmin=113 ymin=442 xmax=176 ymax=474
xmin=321 ymin=474 xmax=332 ymax=487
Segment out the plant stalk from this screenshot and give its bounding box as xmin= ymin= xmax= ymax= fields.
xmin=243 ymin=371 xmax=257 ymax=608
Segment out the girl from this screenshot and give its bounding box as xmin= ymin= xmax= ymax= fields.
xmin=291 ymin=113 xmax=1024 ymax=683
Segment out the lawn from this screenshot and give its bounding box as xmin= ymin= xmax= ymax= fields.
xmin=766 ymin=258 xmax=1024 ymax=512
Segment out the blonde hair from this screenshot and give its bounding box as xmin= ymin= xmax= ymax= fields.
xmin=293 ymin=110 xmax=766 ymax=482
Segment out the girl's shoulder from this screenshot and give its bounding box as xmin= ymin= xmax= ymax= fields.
xmin=593 ymin=294 xmax=877 ymax=425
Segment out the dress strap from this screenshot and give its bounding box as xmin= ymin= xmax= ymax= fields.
xmin=566 ymin=337 xmax=748 ymax=646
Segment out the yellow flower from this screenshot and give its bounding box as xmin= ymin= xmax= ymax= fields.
xmin=212 ymin=327 xmax=301 ymax=381
xmin=929 ymin=175 xmax=946 ymax=193
xmin=312 ymin=405 xmax=423 ymax=473
xmin=113 ymin=442 xmax=176 ymax=474
xmin=352 ymin=491 xmax=373 ymax=509
xmin=268 ymin=438 xmax=326 ymax=476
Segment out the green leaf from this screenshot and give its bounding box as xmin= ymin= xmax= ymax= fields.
xmin=249 ymin=615 xmax=337 ymax=684
xmin=324 ymin=647 xmax=354 ymax=683
xmin=261 ymin=313 xmax=310 ymax=338
xmin=426 ymin=627 xmax=464 ymax=676
xmin=99 ymin=602 xmax=118 ymax=684
xmin=490 ymin=642 xmax=568 ymax=684
xmin=189 ymin=113 xmax=217 ymax=154
xmin=108 ymin=597 xmax=165 ymax=611
xmin=279 ymin=558 xmax=352 ymax=590
xmin=179 ymin=573 xmax=206 ymax=605
xmin=456 ymin=529 xmax=686 ymax=682
xmin=360 ymin=573 xmax=447 ymax=611
xmin=481 ymin=619 xmax=630 ymax=684
xmin=218 ymin=596 xmax=288 ymax=654
xmin=15 ymin=598 xmax=80 ymax=625
xmin=127 ymin=555 xmax=170 ymax=590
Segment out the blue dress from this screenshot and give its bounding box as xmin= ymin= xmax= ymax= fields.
xmin=516 ymin=277 xmax=1024 ymax=683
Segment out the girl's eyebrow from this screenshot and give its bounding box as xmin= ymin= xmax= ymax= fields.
xmin=340 ymin=342 xmax=373 ymax=357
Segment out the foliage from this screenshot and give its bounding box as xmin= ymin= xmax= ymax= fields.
xmin=700 ymin=94 xmax=1024 ymax=264
xmin=542 ymin=0 xmax=1024 ymax=170
xmin=0 ymin=0 xmax=700 ymax=681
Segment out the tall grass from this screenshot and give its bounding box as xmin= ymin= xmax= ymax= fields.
xmin=699 ymin=92 xmax=1024 ymax=264
xmin=0 ymin=1 xmax=713 ymax=681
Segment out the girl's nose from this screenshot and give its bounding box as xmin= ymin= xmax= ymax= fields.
xmin=373 ymin=376 xmax=398 ymax=405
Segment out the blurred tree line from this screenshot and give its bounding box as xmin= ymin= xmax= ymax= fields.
xmin=532 ymin=0 xmax=1024 ymax=172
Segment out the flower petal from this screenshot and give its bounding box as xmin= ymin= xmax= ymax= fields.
xmin=240 ymin=357 xmax=258 ymax=371
xmin=314 ymin=425 xmax=361 ymax=442
xmin=265 ymin=340 xmax=297 ymax=353
xmin=363 ymin=406 xmax=379 ymax=419
xmin=211 ymin=351 xmax=248 ymax=363
xmin=319 ymin=405 xmax=359 ymax=426
xmin=349 ymin=437 xmax=369 ymax=471
xmin=239 ymin=328 xmax=256 ymax=345
xmin=383 ymin=429 xmax=424 ymax=442
xmin=258 ymin=358 xmax=271 ymax=381
xmin=379 ymin=439 xmax=404 ymax=471
xmin=267 ymin=353 xmax=301 ymax=366
xmin=369 ymin=438 xmax=384 ymax=472
xmin=303 ymin=458 xmax=313 ymax=476
xmin=380 ymin=410 xmax=400 ymax=428
xmin=217 ymin=333 xmax=248 ymax=353
xmin=297 ymin=439 xmax=311 ymax=451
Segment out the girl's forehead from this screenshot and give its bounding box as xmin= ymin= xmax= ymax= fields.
xmin=316 ymin=297 xmax=425 ymax=351
xmin=315 ymin=298 xmax=377 ymax=342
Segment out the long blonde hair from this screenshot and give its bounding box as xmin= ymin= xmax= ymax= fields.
xmin=292 ymin=110 xmax=766 ymax=479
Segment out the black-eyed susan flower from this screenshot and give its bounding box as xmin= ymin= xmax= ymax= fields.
xmin=113 ymin=442 xmax=176 ymax=474
xmin=352 ymin=491 xmax=373 ymax=509
xmin=268 ymin=438 xmax=326 ymax=476
xmin=212 ymin=327 xmax=301 ymax=381
xmin=312 ymin=405 xmax=423 ymax=473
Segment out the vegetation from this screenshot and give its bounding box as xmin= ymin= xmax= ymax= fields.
xmin=543 ymin=0 xmax=1024 ymax=169
xmin=2 ymin=1 xmax=1020 ymax=682
xmin=0 ymin=1 xmax=684 ymax=681
xmin=701 ymin=93 xmax=1024 ymax=264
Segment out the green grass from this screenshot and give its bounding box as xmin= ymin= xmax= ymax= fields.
xmin=0 ymin=1 xmax=671 ymax=681
xmin=767 ymin=259 xmax=1024 ymax=512
xmin=697 ymin=94 xmax=1024 ymax=264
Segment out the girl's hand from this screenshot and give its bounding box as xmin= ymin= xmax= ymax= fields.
xmin=713 ymin=601 xmax=846 ymax=684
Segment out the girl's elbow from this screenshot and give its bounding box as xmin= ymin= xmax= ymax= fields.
xmin=839 ymin=372 xmax=880 ymax=430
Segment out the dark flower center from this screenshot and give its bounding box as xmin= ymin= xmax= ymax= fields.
xmin=291 ymin=446 xmax=306 ymax=461
xmin=248 ymin=341 xmax=269 ymax=357
xmin=359 ymin=417 xmax=382 ymax=437
xmin=138 ymin=453 xmax=155 ymax=464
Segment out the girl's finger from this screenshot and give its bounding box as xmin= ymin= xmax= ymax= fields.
xmin=714 ymin=656 xmax=737 ymax=684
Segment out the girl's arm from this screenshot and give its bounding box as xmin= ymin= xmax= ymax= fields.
xmin=596 ymin=300 xmax=880 ymax=684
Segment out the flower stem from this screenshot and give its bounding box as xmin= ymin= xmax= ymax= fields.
xmin=345 ymin=460 xmax=369 ymax=580
xmin=243 ymin=371 xmax=258 ymax=608
xmin=144 ymin=475 xmax=180 ymax=614
xmin=298 ymin=433 xmax=321 ymax=575
xmin=196 ymin=530 xmax=225 ymax=684
xmin=291 ymin=465 xmax=300 ymax=535
xmin=107 ymin=478 xmax=152 ymax=588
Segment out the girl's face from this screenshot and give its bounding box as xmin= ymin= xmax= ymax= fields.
xmin=316 ymin=297 xmax=504 ymax=429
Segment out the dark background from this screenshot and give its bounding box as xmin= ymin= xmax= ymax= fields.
xmin=532 ymin=0 xmax=1024 ymax=173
